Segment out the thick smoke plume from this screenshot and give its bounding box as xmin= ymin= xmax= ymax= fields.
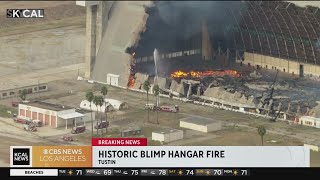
xmin=135 ymin=1 xmax=245 ymax=56
xmin=156 ymin=1 xmax=243 ymax=39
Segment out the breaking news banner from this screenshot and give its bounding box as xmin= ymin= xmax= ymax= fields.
xmin=92 ymin=146 xmax=310 ymax=167
xmin=10 ymin=141 xmax=309 ymax=168
xmin=92 ymin=138 xmax=148 ymax=146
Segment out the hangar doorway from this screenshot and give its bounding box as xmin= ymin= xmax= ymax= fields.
xmin=299 ymin=64 xmax=304 ymax=77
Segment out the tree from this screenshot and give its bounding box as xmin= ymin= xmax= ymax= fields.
xmin=143 ymin=81 xmax=151 ymax=123
xmin=85 ymin=91 xmax=94 ymax=138
xmin=19 ymin=89 xmax=28 ymax=101
xmin=93 ymin=96 xmax=103 ymax=136
xmin=100 ymin=85 xmax=108 ymax=135
xmin=257 ymin=125 xmax=266 ymax=146
xmin=153 ymin=85 xmax=160 ymax=125
xmin=97 ymin=96 xmax=104 ymax=135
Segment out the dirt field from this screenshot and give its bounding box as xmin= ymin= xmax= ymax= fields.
xmin=0 ymin=1 xmax=85 ymax=32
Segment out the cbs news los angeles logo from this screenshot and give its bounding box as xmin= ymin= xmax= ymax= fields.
xmin=7 ymin=9 xmax=44 ymax=18
xmin=10 ymin=146 xmax=33 ymax=167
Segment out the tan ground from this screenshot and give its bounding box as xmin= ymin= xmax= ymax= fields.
xmin=0 ymin=1 xmax=72 ymax=12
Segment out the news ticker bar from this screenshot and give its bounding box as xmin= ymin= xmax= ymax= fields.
xmin=10 ymin=168 xmax=320 ymax=177
xmin=10 ymin=168 xmax=249 ymax=176
xmin=9 ymin=168 xmax=320 ymax=177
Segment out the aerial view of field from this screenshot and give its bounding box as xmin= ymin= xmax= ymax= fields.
xmin=0 ymin=1 xmax=319 ymax=169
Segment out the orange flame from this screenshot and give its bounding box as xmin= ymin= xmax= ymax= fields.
xmin=171 ymin=70 xmax=188 ymax=78
xmin=127 ymin=75 xmax=135 ymax=88
xmin=171 ymin=70 xmax=240 ymax=78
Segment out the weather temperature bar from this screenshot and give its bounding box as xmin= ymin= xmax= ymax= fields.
xmin=10 ymin=168 xmax=320 ymax=177
xmin=55 ymin=168 xmax=250 ymax=176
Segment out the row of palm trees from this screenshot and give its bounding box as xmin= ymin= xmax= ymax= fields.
xmin=85 ymin=81 xmax=160 ymax=137
xmin=142 ymin=80 xmax=160 ymax=125
xmin=85 ymin=85 xmax=108 ymax=137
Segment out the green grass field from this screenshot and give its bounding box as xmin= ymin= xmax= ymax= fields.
xmin=0 ymin=104 xmax=17 ymax=118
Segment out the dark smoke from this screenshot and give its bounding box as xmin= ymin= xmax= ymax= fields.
xmin=135 ymin=1 xmax=246 ymax=56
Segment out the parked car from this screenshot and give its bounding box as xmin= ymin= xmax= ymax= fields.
xmin=158 ymin=105 xmax=179 ymax=113
xmin=32 ymin=120 xmax=42 ymax=127
xmin=62 ymin=135 xmax=74 ymax=142
xmin=11 ymin=101 xmax=19 ymax=107
xmin=145 ymin=103 xmax=156 ymax=110
xmin=14 ymin=117 xmax=32 ymax=125
xmin=71 ymin=125 xmax=86 ymax=134
xmin=95 ymin=121 xmax=109 ymax=129
xmin=24 ymin=123 xmax=37 ymax=132
xmin=121 ymin=128 xmax=142 ymax=137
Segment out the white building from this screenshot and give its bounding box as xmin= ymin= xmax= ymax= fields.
xmin=104 ymin=98 xmax=128 ymax=110
xmin=180 ymin=117 xmax=222 ymax=133
xmin=80 ymin=98 xmax=128 ymax=112
xmin=80 ymin=100 xmax=114 ymax=113
xmin=152 ymin=129 xmax=183 ymax=143
xmin=0 ymin=80 xmax=48 ymax=99
xmin=18 ymin=101 xmax=89 ymax=129
xmin=299 ymin=116 xmax=320 ymax=128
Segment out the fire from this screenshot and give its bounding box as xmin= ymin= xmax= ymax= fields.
xmin=171 ymin=70 xmax=240 ymax=78
xmin=171 ymin=70 xmax=188 ymax=78
xmin=127 ymin=75 xmax=135 ymax=88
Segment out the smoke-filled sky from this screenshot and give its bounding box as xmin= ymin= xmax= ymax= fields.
xmin=135 ymin=1 xmax=245 ymax=56
xmin=156 ymin=1 xmax=243 ymax=38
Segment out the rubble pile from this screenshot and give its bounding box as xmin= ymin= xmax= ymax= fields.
xmin=204 ymin=87 xmax=255 ymax=106
xmin=169 ymin=80 xmax=187 ymax=96
xmin=131 ymin=68 xmax=320 ymax=120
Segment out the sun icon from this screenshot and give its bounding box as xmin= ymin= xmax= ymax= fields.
xmin=68 ymin=170 xmax=73 ymax=176
xmin=205 ymin=170 xmax=211 ymax=175
xmin=178 ymin=169 xmax=183 ymax=176
xmin=233 ymin=170 xmax=238 ymax=176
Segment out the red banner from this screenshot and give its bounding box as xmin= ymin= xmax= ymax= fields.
xmin=92 ymin=138 xmax=148 ymax=146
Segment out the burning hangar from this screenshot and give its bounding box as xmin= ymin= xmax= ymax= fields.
xmin=77 ymin=1 xmax=320 ymax=124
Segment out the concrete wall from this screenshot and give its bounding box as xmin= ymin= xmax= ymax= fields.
xmin=152 ymin=130 xmax=183 ymax=143
xmin=84 ymin=5 xmax=97 ymax=78
xmin=243 ymin=52 xmax=320 ymax=77
xmin=92 ymin=1 xmax=153 ymax=87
